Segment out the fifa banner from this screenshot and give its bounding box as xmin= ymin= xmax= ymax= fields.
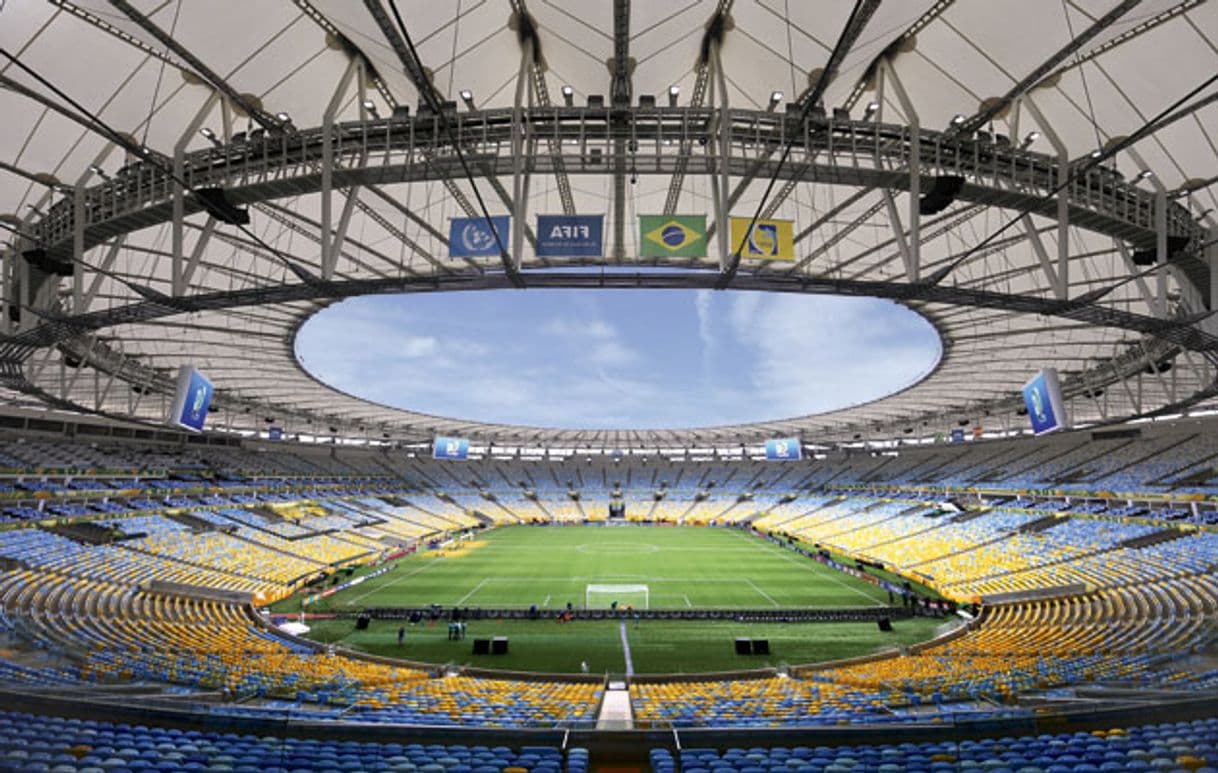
xmin=729 ymin=217 xmax=795 ymax=261
xmin=268 ymin=427 xmax=284 ymax=442
xmin=536 ymin=214 xmax=603 ymax=257
xmin=639 ymin=215 xmax=708 ymax=258
xmin=950 ymin=428 xmax=965 ymax=444
xmin=764 ymin=437 xmax=802 ymax=461
xmin=433 ymin=436 xmax=471 ymax=460
xmin=167 ymin=365 xmax=214 ymax=433
xmin=1022 ymin=368 xmax=1069 ymax=436
xmin=449 ymin=216 xmax=510 ymax=258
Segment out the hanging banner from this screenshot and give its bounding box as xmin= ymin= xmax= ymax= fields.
xmin=536 ymin=214 xmax=604 ymax=257
xmin=639 ymin=215 xmax=708 ymax=258
xmin=729 ymin=217 xmax=795 ymax=261
xmin=448 ymin=216 xmax=510 ymax=258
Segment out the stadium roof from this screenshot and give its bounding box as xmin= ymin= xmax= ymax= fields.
xmin=1 ymin=0 xmax=1217 ymax=448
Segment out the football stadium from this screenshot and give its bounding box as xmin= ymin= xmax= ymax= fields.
xmin=2 ymin=0 xmax=1218 ymax=769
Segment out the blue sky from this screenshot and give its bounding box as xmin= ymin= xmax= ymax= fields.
xmin=295 ymin=289 xmax=942 ymax=429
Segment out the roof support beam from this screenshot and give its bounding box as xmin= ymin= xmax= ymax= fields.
xmin=512 ymin=34 xmax=535 ymax=270
xmin=611 ymin=0 xmax=632 ymax=262
xmin=958 ymin=0 xmax=1142 ymax=134
xmin=173 ymin=92 xmax=220 ymax=295
xmin=711 ymin=36 xmax=731 ymax=270
xmin=321 ymin=59 xmax=360 ymax=280
xmin=1021 ymin=94 xmax=1071 ymax=301
xmin=879 ymin=58 xmax=920 ymax=282
xmin=108 ymin=0 xmax=280 ymax=131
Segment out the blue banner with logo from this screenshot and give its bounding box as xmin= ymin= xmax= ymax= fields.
xmin=433 ymin=436 xmax=471 ymax=460
xmin=448 ymin=216 xmax=510 ymax=258
xmin=764 ymin=438 xmax=802 ymax=461
xmin=950 ymin=428 xmax=965 ymax=444
xmin=536 ymin=214 xmax=604 ymax=257
xmin=268 ymin=427 xmax=284 ymax=442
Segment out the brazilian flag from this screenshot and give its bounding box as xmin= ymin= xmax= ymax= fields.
xmin=639 ymin=215 xmax=708 ymax=258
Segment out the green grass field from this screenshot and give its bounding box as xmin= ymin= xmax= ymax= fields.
xmin=276 ymin=526 xmax=953 ymax=673
xmin=290 ymin=525 xmax=894 ymax=613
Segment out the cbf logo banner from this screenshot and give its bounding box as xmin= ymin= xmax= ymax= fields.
xmin=730 ymin=217 xmax=795 ymax=261
xmin=449 ymin=216 xmax=510 ymax=258
xmin=764 ymin=438 xmax=802 ymax=461
xmin=433 ymin=436 xmax=471 ymax=460
xmin=536 ymin=214 xmax=604 ymax=257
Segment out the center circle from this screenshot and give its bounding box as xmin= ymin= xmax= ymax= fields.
xmin=295 ymin=288 xmax=942 ymax=429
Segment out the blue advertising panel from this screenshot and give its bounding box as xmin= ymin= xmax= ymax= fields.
xmin=268 ymin=427 xmax=284 ymax=441
xmin=535 ymin=214 xmax=604 ymax=257
xmin=433 ymin=436 xmax=471 ymax=460
xmin=168 ymin=365 xmax=213 ymax=433
xmin=448 ymin=216 xmax=510 ymax=258
xmin=950 ymin=428 xmax=965 ymax=444
xmin=1023 ymin=368 xmax=1068 ymax=436
xmin=764 ymin=438 xmax=802 ymax=461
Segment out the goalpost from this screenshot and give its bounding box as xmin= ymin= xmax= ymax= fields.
xmin=585 ymin=583 xmax=650 ymax=610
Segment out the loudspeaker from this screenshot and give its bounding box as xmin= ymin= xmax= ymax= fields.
xmin=735 ymin=638 xmax=752 ymax=655
xmin=1131 ymin=235 xmax=1191 ymax=266
xmin=877 ymin=618 xmax=893 ymax=632
xmin=354 ymin=613 xmax=370 ymax=630
xmin=472 ymin=638 xmax=490 ymax=655
xmin=491 ymin=637 xmax=509 ymax=655
xmin=919 ymin=175 xmax=965 ymax=216
xmin=23 ymin=248 xmax=74 ymax=277
xmin=192 ymin=187 xmax=251 ymax=226
xmin=752 ymin=639 xmax=770 ymax=655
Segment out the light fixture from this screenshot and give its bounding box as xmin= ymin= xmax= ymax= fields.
xmin=1089 ymin=148 xmax=1103 ymax=159
xmin=668 ymin=84 xmax=680 ymax=107
xmin=864 ymin=100 xmax=879 ymax=117
xmin=1021 ymin=130 xmax=1039 ymax=148
xmin=459 ymin=89 xmax=474 ymax=109
xmin=275 ymin=111 xmax=290 ymax=122
xmin=768 ymin=90 xmax=784 ymax=111
xmin=950 ymin=114 xmax=965 ymax=126
xmin=561 ymin=84 xmax=574 ymax=107
xmin=89 ymin=164 xmax=109 ymax=179
xmin=361 ymin=99 xmax=377 ymax=115
xmin=199 ymin=127 xmax=214 ymax=139
xmin=1136 ymin=169 xmax=1154 ymax=181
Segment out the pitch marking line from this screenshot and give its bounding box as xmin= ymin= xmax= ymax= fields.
xmin=728 ymin=529 xmax=887 ymax=607
xmin=455 ymin=577 xmax=490 ymax=605
xmin=684 ymin=595 xmax=693 ymax=608
xmin=343 ymin=558 xmax=443 ymax=606
xmin=618 ymin=620 xmax=635 ymax=677
xmin=745 ymin=577 xmax=781 ymax=608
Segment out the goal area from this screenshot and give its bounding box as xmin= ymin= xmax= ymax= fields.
xmin=585 ymin=583 xmax=649 ymax=610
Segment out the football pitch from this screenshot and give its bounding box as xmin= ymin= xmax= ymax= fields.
xmin=301 ymin=525 xmax=894 ymax=612
xmin=282 ymin=526 xmax=951 ymax=674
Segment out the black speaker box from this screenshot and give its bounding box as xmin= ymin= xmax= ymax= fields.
xmin=877 ymin=618 xmax=894 ymax=632
xmin=472 ymin=638 xmax=490 ymax=655
xmin=354 ymin=614 xmax=370 ymax=630
xmin=491 ymin=637 xmax=509 ymax=655
xmin=734 ymin=638 xmax=752 ymax=655
xmin=752 ymin=639 xmax=770 ymax=655
xmin=919 ymin=175 xmax=965 ymax=216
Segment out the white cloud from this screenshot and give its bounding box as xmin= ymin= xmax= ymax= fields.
xmin=297 ymin=290 xmax=941 ymax=428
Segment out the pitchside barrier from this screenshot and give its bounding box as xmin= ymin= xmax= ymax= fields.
xmin=356 ymin=606 xmax=921 ymax=622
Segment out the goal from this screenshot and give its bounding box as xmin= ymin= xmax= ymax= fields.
xmin=585 ymin=583 xmax=649 ymax=610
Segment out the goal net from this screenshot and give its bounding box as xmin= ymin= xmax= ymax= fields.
xmin=585 ymin=583 xmax=649 ymax=610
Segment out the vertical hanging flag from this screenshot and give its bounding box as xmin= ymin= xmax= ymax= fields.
xmin=535 ymin=214 xmax=604 ymax=257
xmin=729 ymin=217 xmax=796 ymax=261
xmin=448 ymin=216 xmax=510 ymax=258
xmin=639 ymin=215 xmax=708 ymax=258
